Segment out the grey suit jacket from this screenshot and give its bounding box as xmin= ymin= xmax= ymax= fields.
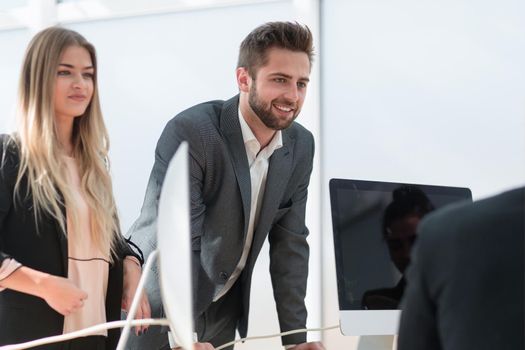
xmin=128 ymin=95 xmax=314 ymax=346
xmin=398 ymin=187 xmax=525 ymax=350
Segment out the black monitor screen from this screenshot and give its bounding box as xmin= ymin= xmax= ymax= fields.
xmin=329 ymin=179 xmax=472 ymax=310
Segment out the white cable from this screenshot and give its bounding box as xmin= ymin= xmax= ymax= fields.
xmin=2 ymin=249 xmax=162 ymax=350
xmin=0 ymin=318 xmax=170 ymax=350
xmin=1 ymin=241 xmax=339 ymax=350
xmin=216 ymin=324 xmax=340 ymax=350
xmin=117 ymin=249 xmax=159 ymax=350
xmin=0 ymin=314 xmax=339 ymax=350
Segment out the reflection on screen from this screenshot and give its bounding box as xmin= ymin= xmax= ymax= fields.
xmin=361 ymin=186 xmax=433 ymax=310
xmin=330 ymin=180 xmax=471 ymax=311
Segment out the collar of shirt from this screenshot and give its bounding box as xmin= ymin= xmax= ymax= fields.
xmin=238 ymin=107 xmax=283 ymax=163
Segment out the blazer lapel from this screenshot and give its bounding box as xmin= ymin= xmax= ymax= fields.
xmin=219 ymin=96 xmax=251 ymax=236
xmin=251 ymin=131 xmax=295 ymax=254
xmin=57 ymin=203 xmax=68 ymax=276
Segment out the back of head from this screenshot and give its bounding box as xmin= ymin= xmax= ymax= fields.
xmin=382 ymin=185 xmax=435 ymax=237
xmin=397 ymin=187 xmax=524 ymax=350
xmin=237 ymin=21 xmax=314 ymax=78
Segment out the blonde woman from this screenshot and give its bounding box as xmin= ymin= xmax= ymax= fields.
xmin=0 ymin=27 xmax=150 ymax=349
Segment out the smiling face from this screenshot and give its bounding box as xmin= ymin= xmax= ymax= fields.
xmin=53 ymin=45 xmax=94 ymax=122
xmin=238 ymin=47 xmax=310 ymax=131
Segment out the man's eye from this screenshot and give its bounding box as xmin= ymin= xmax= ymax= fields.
xmin=297 ymin=82 xmax=307 ymax=89
xmin=274 ymin=78 xmax=286 ymax=83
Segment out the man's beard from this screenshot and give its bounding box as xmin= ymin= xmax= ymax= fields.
xmin=248 ymin=83 xmax=299 ymax=130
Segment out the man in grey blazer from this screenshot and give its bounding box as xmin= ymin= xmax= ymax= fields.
xmin=397 ymin=187 xmax=524 ymax=350
xmin=128 ymin=22 xmax=324 ymax=350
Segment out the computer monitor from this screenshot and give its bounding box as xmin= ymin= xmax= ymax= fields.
xmin=329 ymin=179 xmax=472 ymax=336
xmin=115 ymin=142 xmax=193 ymax=350
xmin=157 ymin=142 xmax=194 ymax=348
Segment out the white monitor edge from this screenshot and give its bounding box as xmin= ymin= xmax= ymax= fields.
xmin=157 ymin=142 xmax=194 ymax=349
xmin=339 ymin=310 xmax=401 ymax=336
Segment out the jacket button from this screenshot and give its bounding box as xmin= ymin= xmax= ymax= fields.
xmin=219 ymin=272 xmax=228 ymax=281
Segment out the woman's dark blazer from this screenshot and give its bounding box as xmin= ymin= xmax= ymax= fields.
xmin=0 ymin=134 xmax=139 ymax=349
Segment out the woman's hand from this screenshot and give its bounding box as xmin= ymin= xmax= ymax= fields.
xmin=173 ymin=343 xmax=215 ymax=350
xmin=122 ymin=257 xmax=151 ymax=335
xmin=0 ymin=265 xmax=87 ymax=316
xmin=39 ymin=274 xmax=88 ymax=316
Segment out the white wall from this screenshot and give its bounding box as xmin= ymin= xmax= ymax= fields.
xmin=0 ymin=28 xmax=29 ymax=132
xmin=321 ymin=0 xmax=525 ymax=349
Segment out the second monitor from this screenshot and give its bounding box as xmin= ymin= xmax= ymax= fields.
xmin=329 ymin=179 xmax=472 ymax=335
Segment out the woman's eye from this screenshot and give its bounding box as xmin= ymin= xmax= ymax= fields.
xmin=57 ymin=70 xmax=70 ymax=76
xmin=83 ymin=72 xmax=94 ymax=79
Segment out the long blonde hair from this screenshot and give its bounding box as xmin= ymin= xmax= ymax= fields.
xmin=13 ymin=26 xmax=119 ymax=260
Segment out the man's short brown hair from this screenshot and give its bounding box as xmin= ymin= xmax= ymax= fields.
xmin=237 ymin=21 xmax=314 ymax=78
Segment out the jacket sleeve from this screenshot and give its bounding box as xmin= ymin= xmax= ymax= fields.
xmin=0 ymin=135 xmax=18 ymax=265
xmin=126 ymin=115 xmax=206 ymax=260
xmin=125 ymin=115 xmax=206 ymax=341
xmin=114 ymin=232 xmax=145 ymax=266
xmin=268 ymin=134 xmax=314 ymax=346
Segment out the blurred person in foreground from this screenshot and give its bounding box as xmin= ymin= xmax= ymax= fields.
xmin=398 ymin=187 xmax=524 ymax=350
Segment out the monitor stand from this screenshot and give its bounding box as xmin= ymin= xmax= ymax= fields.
xmin=357 ymin=335 xmax=396 ymax=350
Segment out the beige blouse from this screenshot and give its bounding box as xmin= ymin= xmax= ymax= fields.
xmin=62 ymin=156 xmax=109 ymax=337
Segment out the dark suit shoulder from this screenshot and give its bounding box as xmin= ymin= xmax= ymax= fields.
xmin=0 ymin=134 xmax=19 ymax=157
xmin=169 ymin=99 xmax=225 ymax=127
xmin=0 ymin=134 xmax=20 ymax=180
xmin=416 ymin=187 xmax=525 ymax=260
xmin=155 ymin=100 xmax=225 ymax=152
xmin=400 ymin=187 xmax=525 ymax=350
xmin=421 ymin=187 xmax=524 ymax=235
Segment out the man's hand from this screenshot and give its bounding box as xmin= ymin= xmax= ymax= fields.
xmin=122 ymin=257 xmax=151 ymax=335
xmin=289 ymin=342 xmax=326 ymax=350
xmin=173 ymin=343 xmax=215 ymax=350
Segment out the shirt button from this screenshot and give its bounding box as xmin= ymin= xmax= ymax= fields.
xmin=219 ymin=272 xmax=228 ymax=281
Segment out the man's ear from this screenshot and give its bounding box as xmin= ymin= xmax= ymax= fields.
xmin=236 ymin=67 xmax=251 ymax=93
